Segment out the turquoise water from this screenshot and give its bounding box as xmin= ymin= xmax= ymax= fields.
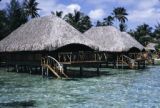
xmin=0 ymin=66 xmax=160 ymax=108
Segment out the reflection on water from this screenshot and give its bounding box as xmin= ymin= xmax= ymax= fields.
xmin=0 ymin=100 xmax=35 ymax=107
xmin=0 ymin=66 xmax=160 ymax=108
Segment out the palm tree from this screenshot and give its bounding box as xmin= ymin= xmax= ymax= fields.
xmin=112 ymin=7 xmax=128 ymax=23
xmin=51 ymin=11 xmax=63 ymax=18
xmin=64 ymin=12 xmax=75 ymax=27
xmin=96 ymin=20 xmax=103 ymax=27
xmin=6 ymin=0 xmax=27 ymax=31
xmin=154 ymin=23 xmax=160 ymax=39
xmin=119 ymin=23 xmax=127 ymax=31
xmin=64 ymin=10 xmax=92 ymax=33
xmin=0 ymin=10 xmax=8 ymax=40
xmin=129 ymin=23 xmax=153 ymax=45
xmin=103 ymin=16 xmax=114 ymax=26
xmin=24 ymin=0 xmax=40 ymax=18
xmin=136 ymin=23 xmax=152 ymax=37
xmin=112 ymin=7 xmax=128 ymax=29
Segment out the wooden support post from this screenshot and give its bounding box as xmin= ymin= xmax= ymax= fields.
xmin=94 ymin=53 xmax=96 ymax=61
xmin=15 ymin=65 xmax=18 ymax=73
xmin=116 ymin=54 xmax=118 ymax=69
xmin=70 ymin=53 xmax=72 ymax=63
xmin=138 ymin=61 xmax=140 ymax=69
xmin=29 ymin=66 xmax=32 ymax=74
xmin=41 ymin=66 xmax=44 ymax=77
xmin=143 ymin=60 xmax=146 ymax=68
xmin=46 ymin=68 xmax=49 ymax=77
xmin=80 ymin=66 xmax=83 ymax=77
xmin=63 ymin=66 xmax=67 ymax=74
xmin=97 ymin=64 xmax=100 ymax=76
xmin=106 ymin=61 xmax=108 ymax=68
xmin=7 ymin=65 xmax=9 ymax=72
xmin=122 ymin=54 xmax=124 ymax=69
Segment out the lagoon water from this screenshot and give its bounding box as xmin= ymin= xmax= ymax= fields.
xmin=0 ymin=66 xmax=160 ymax=108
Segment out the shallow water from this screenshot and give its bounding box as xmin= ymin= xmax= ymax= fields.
xmin=0 ymin=66 xmax=160 ymax=108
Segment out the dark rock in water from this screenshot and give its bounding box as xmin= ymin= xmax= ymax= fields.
xmin=0 ymin=100 xmax=36 ymax=107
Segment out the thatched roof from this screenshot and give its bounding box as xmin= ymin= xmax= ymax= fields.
xmin=145 ymin=42 xmax=157 ymax=51
xmin=84 ymin=26 xmax=144 ymax=52
xmin=0 ymin=15 xmax=97 ymax=52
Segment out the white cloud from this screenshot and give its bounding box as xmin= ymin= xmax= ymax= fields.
xmin=58 ymin=4 xmax=81 ymax=15
xmin=86 ymin=0 xmax=134 ymax=6
xmin=89 ymin=9 xmax=105 ymax=20
xmin=128 ymin=0 xmax=160 ymax=26
xmin=128 ymin=8 xmax=160 ymax=21
xmin=66 ymin=4 xmax=81 ymax=13
xmin=37 ymin=0 xmax=56 ymax=16
xmin=38 ymin=0 xmax=81 ymax=16
xmin=0 ymin=0 xmax=81 ymax=17
xmin=137 ymin=0 xmax=159 ymax=9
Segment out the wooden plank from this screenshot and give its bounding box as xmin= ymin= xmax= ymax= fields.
xmin=45 ymin=64 xmax=61 ymax=78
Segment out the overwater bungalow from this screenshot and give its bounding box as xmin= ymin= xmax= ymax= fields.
xmin=145 ymin=42 xmax=157 ymax=64
xmin=0 ymin=15 xmax=146 ymax=78
xmin=0 ymin=15 xmax=102 ymax=78
xmin=84 ymin=26 xmax=146 ymax=69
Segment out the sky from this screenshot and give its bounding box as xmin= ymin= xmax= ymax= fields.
xmin=0 ymin=0 xmax=160 ymax=30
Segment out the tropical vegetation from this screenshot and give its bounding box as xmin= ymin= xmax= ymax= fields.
xmin=0 ymin=0 xmax=160 ymax=49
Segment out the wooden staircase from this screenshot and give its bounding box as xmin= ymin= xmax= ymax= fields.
xmin=117 ymin=55 xmax=138 ymax=69
xmin=122 ymin=55 xmax=138 ymax=69
xmin=41 ymin=56 xmax=68 ymax=78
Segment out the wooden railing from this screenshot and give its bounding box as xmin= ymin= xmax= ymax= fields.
xmin=58 ymin=51 xmax=108 ymax=63
xmin=128 ymin=53 xmax=142 ymax=60
xmin=41 ymin=56 xmax=68 ymax=78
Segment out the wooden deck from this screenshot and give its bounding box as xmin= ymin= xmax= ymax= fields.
xmin=0 ymin=51 xmax=147 ymax=78
xmin=60 ymin=61 xmax=107 ymax=65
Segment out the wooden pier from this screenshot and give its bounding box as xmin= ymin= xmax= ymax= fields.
xmin=40 ymin=51 xmax=146 ymax=78
xmin=0 ymin=51 xmax=146 ymax=78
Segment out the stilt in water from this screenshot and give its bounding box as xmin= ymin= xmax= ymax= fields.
xmin=46 ymin=68 xmax=49 ymax=77
xmin=41 ymin=66 xmax=44 ymax=77
xmin=143 ymin=60 xmax=146 ymax=68
xmin=7 ymin=65 xmax=9 ymax=72
xmin=138 ymin=61 xmax=140 ymax=69
xmin=63 ymin=66 xmax=67 ymax=74
xmin=15 ymin=65 xmax=18 ymax=73
xmin=29 ymin=66 xmax=32 ymax=74
xmin=97 ymin=64 xmax=100 ymax=76
xmin=106 ymin=61 xmax=108 ymax=68
xmin=80 ymin=66 xmax=83 ymax=77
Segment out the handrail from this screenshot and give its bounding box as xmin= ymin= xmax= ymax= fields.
xmin=123 ymin=55 xmax=134 ymax=62
xmin=47 ymin=56 xmax=63 ymax=72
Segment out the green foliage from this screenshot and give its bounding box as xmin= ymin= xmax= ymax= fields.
xmin=24 ymin=0 xmax=40 ymax=18
xmin=96 ymin=7 xmax=128 ymax=31
xmin=0 ymin=0 xmax=41 ymax=40
xmin=103 ymin=16 xmax=114 ymax=26
xmin=51 ymin=11 xmax=63 ymax=18
xmin=112 ymin=7 xmax=128 ymax=23
xmin=0 ymin=10 xmax=8 ymax=40
xmin=154 ymin=23 xmax=160 ymax=39
xmin=6 ymin=0 xmax=28 ymax=32
xmin=128 ymin=23 xmax=153 ymax=46
xmin=64 ymin=10 xmax=92 ymax=33
xmin=119 ymin=23 xmax=127 ymax=32
xmin=96 ymin=20 xmax=103 ymax=27
xmin=0 ymin=0 xmax=28 ymax=40
xmin=96 ymin=16 xmax=114 ymax=27
xmin=155 ymin=44 xmax=160 ymax=50
xmin=112 ymin=7 xmax=128 ymax=30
